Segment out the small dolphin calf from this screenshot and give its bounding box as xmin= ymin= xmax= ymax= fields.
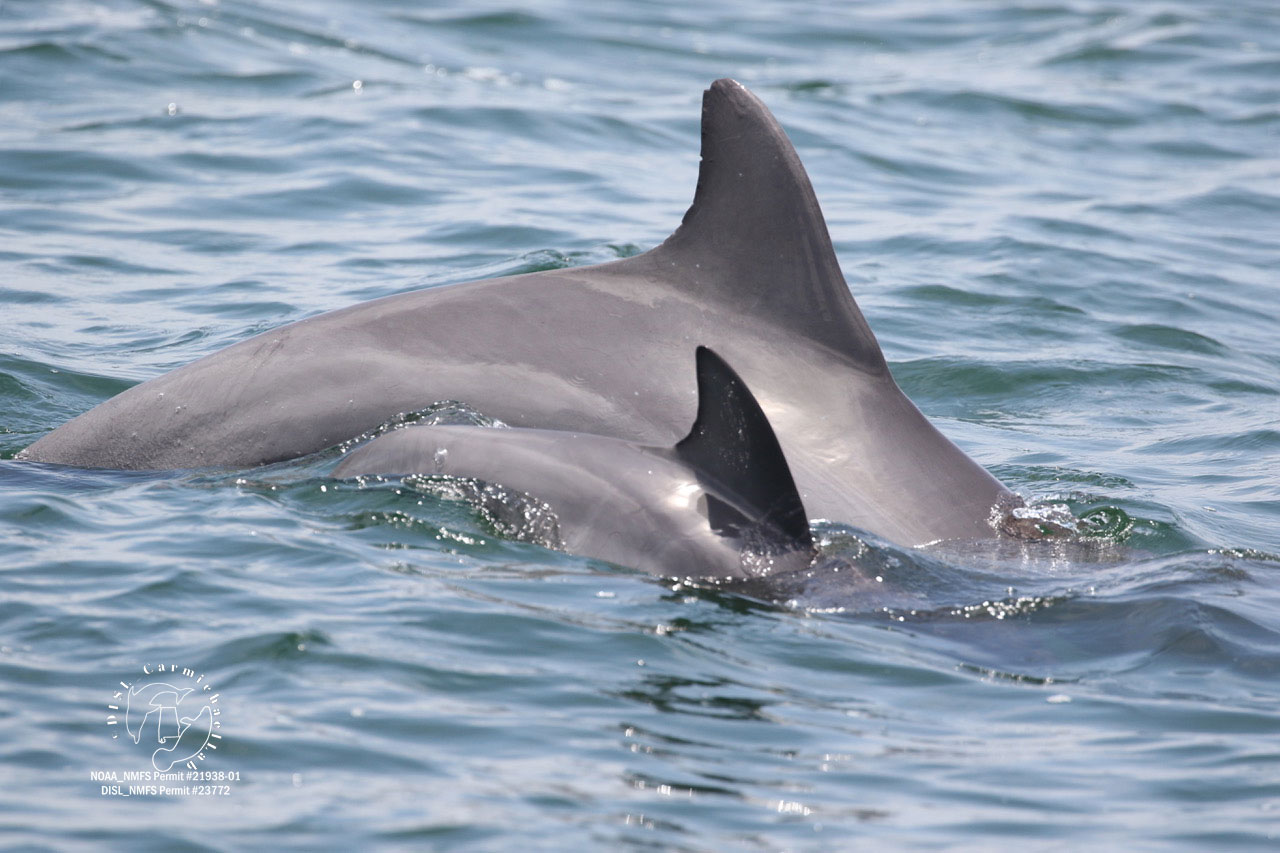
xmin=335 ymin=348 xmax=815 ymax=578
xmin=21 ymin=79 xmax=1013 ymax=547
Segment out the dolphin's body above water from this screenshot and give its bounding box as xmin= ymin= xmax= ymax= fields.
xmin=335 ymin=348 xmax=815 ymax=578
xmin=20 ymin=79 xmax=1012 ymax=547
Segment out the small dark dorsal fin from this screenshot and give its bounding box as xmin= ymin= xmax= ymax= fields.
xmin=658 ymin=79 xmax=887 ymax=374
xmin=674 ymin=347 xmax=813 ymax=550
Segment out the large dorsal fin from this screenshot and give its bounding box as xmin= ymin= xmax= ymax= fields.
xmin=674 ymin=346 xmax=813 ymax=550
xmin=656 ymin=79 xmax=887 ymax=374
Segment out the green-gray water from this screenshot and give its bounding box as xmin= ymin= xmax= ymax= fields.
xmin=2 ymin=1 xmax=1278 ymax=848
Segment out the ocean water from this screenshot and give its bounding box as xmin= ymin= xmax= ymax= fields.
xmin=2 ymin=0 xmax=1279 ymax=848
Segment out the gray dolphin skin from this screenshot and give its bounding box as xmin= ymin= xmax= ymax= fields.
xmin=335 ymin=347 xmax=815 ymax=578
xmin=20 ymin=78 xmax=1013 ymax=547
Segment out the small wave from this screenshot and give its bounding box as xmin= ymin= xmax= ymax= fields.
xmin=333 ymin=401 xmax=508 ymax=456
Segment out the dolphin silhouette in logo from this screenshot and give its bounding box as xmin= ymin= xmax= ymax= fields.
xmin=336 ymin=347 xmax=815 ymax=578
xmin=19 ymin=79 xmax=1013 ymax=547
xmin=124 ymin=682 xmax=194 ymax=745
xmin=150 ymin=704 xmax=214 ymax=773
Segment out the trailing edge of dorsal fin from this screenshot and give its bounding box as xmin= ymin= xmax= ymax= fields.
xmin=674 ymin=346 xmax=814 ymax=550
xmin=657 ymin=79 xmax=887 ymax=374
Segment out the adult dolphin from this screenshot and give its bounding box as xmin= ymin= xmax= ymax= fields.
xmin=20 ymin=79 xmax=1012 ymax=547
xmin=335 ymin=348 xmax=816 ymax=578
